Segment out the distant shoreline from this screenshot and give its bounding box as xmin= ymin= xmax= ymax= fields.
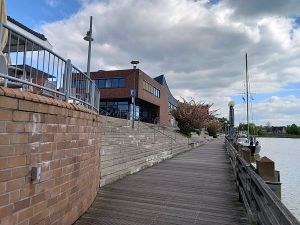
xmin=258 ymin=133 xmax=300 ymax=139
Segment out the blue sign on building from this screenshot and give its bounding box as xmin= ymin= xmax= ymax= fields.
xmin=130 ymin=89 xmax=136 ymax=97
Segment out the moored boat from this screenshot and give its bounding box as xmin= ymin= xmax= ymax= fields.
xmin=236 ymin=53 xmax=261 ymax=155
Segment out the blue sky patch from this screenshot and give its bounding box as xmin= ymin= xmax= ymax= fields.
xmin=6 ymin=0 xmax=81 ymax=30
xmin=208 ymin=0 xmax=220 ymax=5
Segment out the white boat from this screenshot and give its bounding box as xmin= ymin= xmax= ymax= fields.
xmin=237 ymin=53 xmax=261 ymax=155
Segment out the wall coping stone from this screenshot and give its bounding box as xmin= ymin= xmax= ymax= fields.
xmin=0 ymin=87 xmax=99 ymax=119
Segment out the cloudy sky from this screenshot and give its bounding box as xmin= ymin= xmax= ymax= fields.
xmin=7 ymin=0 xmax=300 ymax=126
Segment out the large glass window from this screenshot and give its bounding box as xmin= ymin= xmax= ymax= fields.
xmin=95 ymin=77 xmax=126 ymax=89
xmin=118 ymin=101 xmax=128 ymax=111
xmin=119 ymin=78 xmax=125 ymax=87
xmin=111 ymin=79 xmax=118 ymax=88
xmin=97 ymin=79 xmax=106 ymax=88
xmin=143 ymin=80 xmax=160 ymax=98
xmin=106 ymin=79 xmax=112 ymax=88
xmin=72 ymin=80 xmax=85 ymax=89
xmin=99 ymin=101 xmax=129 ymax=119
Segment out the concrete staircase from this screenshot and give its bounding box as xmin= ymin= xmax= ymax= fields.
xmin=99 ymin=116 xmax=207 ymax=186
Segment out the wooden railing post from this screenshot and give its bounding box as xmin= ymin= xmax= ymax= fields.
xmin=224 ymin=139 xmax=297 ymax=225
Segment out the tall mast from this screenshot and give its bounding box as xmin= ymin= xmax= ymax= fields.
xmin=246 ymin=53 xmax=249 ymax=140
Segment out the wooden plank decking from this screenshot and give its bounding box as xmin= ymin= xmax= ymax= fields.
xmin=74 ymin=139 xmax=248 ymax=225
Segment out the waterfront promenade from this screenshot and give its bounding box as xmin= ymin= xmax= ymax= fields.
xmin=75 ymin=139 xmax=248 ymax=225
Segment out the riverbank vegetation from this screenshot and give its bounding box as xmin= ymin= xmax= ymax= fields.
xmin=238 ymin=123 xmax=263 ymax=135
xmin=238 ymin=122 xmax=300 ymax=138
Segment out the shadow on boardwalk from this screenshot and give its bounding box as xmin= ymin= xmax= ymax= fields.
xmin=74 ymin=138 xmax=248 ymax=225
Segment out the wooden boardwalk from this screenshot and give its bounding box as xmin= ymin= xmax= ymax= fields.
xmin=75 ymin=139 xmax=248 ymax=225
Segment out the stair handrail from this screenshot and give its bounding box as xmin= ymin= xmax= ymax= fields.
xmin=99 ymin=112 xmax=190 ymax=145
xmin=136 ymin=118 xmax=193 ymax=145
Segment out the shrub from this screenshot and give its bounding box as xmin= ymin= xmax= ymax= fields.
xmin=207 ymin=120 xmax=221 ymax=138
xmin=178 ymin=130 xmax=192 ymax=138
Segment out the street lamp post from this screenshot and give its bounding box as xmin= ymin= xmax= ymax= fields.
xmin=130 ymin=60 xmax=139 ymax=129
xmin=224 ymin=121 xmax=228 ymax=135
xmin=84 ymin=16 xmax=93 ymax=78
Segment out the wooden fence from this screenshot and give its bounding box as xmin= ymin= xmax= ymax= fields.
xmin=225 ymin=138 xmax=300 ymax=225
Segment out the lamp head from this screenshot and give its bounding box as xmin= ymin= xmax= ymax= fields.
xmin=228 ymin=101 xmax=235 ymax=107
xmin=131 ymin=60 xmax=139 ymax=65
xmin=84 ymin=31 xmax=93 ymax=42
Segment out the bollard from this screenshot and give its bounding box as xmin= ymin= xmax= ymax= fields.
xmin=256 ymin=156 xmax=275 ymax=182
xmin=241 ymin=148 xmax=251 ymax=164
xmin=256 ymin=156 xmax=281 ymax=199
xmin=266 ymin=181 xmax=281 ymax=199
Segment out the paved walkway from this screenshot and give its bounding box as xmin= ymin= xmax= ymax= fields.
xmin=75 ymin=139 xmax=248 ymax=225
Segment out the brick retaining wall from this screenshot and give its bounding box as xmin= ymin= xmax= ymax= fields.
xmin=0 ymin=87 xmax=101 ymax=225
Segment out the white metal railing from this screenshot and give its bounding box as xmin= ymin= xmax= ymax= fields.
xmin=0 ymin=22 xmax=100 ymax=113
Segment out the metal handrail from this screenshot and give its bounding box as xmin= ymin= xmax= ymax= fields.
xmin=99 ymin=109 xmax=190 ymax=145
xmin=3 ymin=22 xmax=64 ymax=61
xmin=0 ymin=22 xmax=100 ymax=113
xmin=139 ymin=119 xmax=176 ymax=141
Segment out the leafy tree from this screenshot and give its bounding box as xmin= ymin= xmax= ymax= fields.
xmin=265 ymin=121 xmax=272 ymax=132
xmin=238 ymin=123 xmax=262 ymax=135
xmin=171 ymin=98 xmax=216 ymax=133
xmin=218 ymin=117 xmax=229 ymax=131
xmin=207 ymin=120 xmax=222 ymax=138
xmin=287 ymin=124 xmax=300 ymax=135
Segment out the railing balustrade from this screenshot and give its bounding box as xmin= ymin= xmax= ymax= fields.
xmin=225 ymin=138 xmax=300 ymax=225
xmin=0 ymin=22 xmax=100 ymax=113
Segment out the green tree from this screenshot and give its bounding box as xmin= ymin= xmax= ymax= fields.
xmin=287 ymin=124 xmax=300 ymax=135
xmin=207 ymin=120 xmax=222 ymax=138
xmin=238 ymin=123 xmax=262 ymax=135
xmin=218 ymin=117 xmax=229 ymax=131
xmin=265 ymin=122 xmax=272 ymax=132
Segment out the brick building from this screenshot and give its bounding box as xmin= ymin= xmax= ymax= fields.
xmin=90 ymin=69 xmax=177 ymax=126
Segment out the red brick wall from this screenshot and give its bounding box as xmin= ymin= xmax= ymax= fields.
xmin=0 ymin=88 xmax=101 ymax=225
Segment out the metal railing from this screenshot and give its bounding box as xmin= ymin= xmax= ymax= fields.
xmin=99 ymin=106 xmax=192 ymax=146
xmin=137 ymin=118 xmax=177 ymax=143
xmin=0 ymin=22 xmax=99 ymax=113
xmin=225 ymin=138 xmax=300 ymax=225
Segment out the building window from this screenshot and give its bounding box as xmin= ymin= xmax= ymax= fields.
xmin=143 ymin=80 xmax=160 ymax=98
xmin=97 ymin=79 xmax=105 ymax=88
xmin=106 ymin=79 xmax=112 ymax=88
xmin=72 ymin=80 xmax=86 ymax=89
xmin=111 ymin=79 xmax=118 ymax=88
xmin=99 ymin=101 xmax=129 ymax=119
xmin=119 ymin=78 xmax=125 ymax=87
xmin=168 ymin=102 xmax=176 ymax=110
xmin=95 ymin=77 xmax=126 ymax=89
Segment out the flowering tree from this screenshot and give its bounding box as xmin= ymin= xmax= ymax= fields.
xmin=171 ymin=98 xmax=212 ymax=133
xmin=207 ymin=120 xmax=222 ymax=137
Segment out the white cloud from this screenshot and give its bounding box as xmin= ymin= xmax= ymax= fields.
xmin=222 ymin=0 xmax=300 ymax=18
xmin=45 ymin=0 xmax=60 ymax=8
xmin=235 ymin=95 xmax=300 ymax=126
xmin=40 ymin=0 xmax=300 ymax=125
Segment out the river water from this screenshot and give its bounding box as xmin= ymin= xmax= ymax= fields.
xmin=259 ymin=138 xmax=300 ymax=221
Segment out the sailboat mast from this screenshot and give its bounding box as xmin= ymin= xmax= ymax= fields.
xmin=246 ymin=53 xmax=250 ymax=140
